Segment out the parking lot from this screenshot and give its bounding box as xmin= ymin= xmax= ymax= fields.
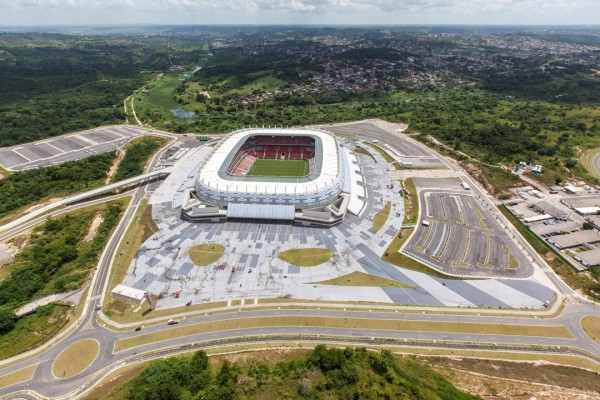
xmin=404 ymin=185 xmax=533 ymax=278
xmin=0 ymin=125 xmax=158 ymax=171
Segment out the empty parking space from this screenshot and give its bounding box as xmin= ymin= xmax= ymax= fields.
xmin=404 ymin=190 xmax=531 ymax=278
xmin=0 ymin=125 xmax=156 ymax=171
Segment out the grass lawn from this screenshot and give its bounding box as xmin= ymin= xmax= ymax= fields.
xmin=313 ymin=271 xmax=415 ymax=288
xmin=582 ymin=316 xmax=600 ymax=344
xmin=115 ymin=316 xmax=571 ymax=351
xmin=188 ymin=244 xmax=225 ymax=266
xmin=354 ymin=145 xmax=376 ymax=162
xmin=373 ymin=201 xmax=391 ymax=233
xmin=364 ymin=141 xmax=395 ymax=163
xmin=52 ymin=338 xmax=99 ymax=379
xmin=248 ymin=158 xmax=308 ymax=177
xmin=278 ymin=248 xmax=333 ymax=267
xmin=0 ymin=304 xmax=72 ymax=360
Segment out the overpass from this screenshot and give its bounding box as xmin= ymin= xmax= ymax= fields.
xmin=0 ymin=168 xmax=172 ymax=234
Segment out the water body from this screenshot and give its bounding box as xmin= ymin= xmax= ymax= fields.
xmin=170 ymin=108 xmax=195 ymax=119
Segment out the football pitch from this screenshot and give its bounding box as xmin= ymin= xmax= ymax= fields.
xmin=248 ymin=158 xmax=309 ymax=177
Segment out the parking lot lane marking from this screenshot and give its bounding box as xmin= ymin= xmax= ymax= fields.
xmin=474 ymin=206 xmax=493 ymax=231
xmin=502 ymin=245 xmax=521 ymax=269
xmin=432 ymin=223 xmax=447 ymax=262
xmin=439 ymin=195 xmax=448 ymax=220
xmin=13 ymin=148 xmax=32 ymax=162
xmin=452 ymin=196 xmax=466 ymax=225
xmin=451 ymin=229 xmax=470 ymax=268
xmin=414 ymin=221 xmax=435 ymax=254
xmin=476 ymin=234 xmax=495 ymax=269
xmin=438 ymin=224 xmax=455 ymax=263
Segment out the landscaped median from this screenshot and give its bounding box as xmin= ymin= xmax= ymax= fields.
xmin=52 ymin=338 xmax=99 ymax=379
xmin=114 ymin=316 xmax=572 ymax=352
xmin=582 ymin=316 xmax=600 ymax=344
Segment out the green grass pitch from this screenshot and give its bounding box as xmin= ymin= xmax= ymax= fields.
xmin=248 ymin=158 xmax=309 ymax=177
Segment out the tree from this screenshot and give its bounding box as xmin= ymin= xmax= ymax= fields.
xmin=0 ymin=308 xmax=16 ymax=333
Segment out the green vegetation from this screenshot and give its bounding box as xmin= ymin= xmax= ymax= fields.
xmin=0 ymin=200 xmax=125 ymax=358
xmin=278 ymin=248 xmax=333 ymax=267
xmin=401 ymin=179 xmax=418 ymax=224
xmin=0 ymin=152 xmax=115 ymax=220
xmin=364 ymin=141 xmax=394 ymax=163
xmin=113 ymin=346 xmax=481 ymax=400
xmin=112 ymin=136 xmax=168 ymax=182
xmin=188 ymin=244 xmax=225 ymax=266
xmin=373 ymin=201 xmax=391 ymax=233
xmin=353 ymin=146 xmax=376 ymax=162
xmin=248 ymin=159 xmax=308 ymax=177
xmin=52 ymin=338 xmax=99 ymax=378
xmin=313 ymin=271 xmax=415 ymax=288
xmin=500 ymin=205 xmax=599 ymax=301
xmin=0 ymin=33 xmax=209 ymax=146
xmin=0 ymin=303 xmax=71 ymax=360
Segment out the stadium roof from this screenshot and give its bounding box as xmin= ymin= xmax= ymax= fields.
xmin=197 ymin=128 xmax=340 ymax=196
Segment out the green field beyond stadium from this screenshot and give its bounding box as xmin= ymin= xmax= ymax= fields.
xmin=248 ymin=158 xmax=309 ymax=177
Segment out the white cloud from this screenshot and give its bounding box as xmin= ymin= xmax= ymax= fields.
xmin=0 ymin=0 xmax=598 ymax=25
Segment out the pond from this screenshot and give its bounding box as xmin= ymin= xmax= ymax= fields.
xmin=171 ymin=108 xmax=195 ymax=119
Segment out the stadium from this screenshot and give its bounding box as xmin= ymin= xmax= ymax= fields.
xmin=182 ymin=127 xmax=366 ymax=226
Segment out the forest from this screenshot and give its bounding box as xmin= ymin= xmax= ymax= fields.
xmin=0 ymin=152 xmax=115 ymax=219
xmin=0 ymin=200 xmax=125 ymax=359
xmin=114 ymin=346 xmax=480 ymax=400
xmin=0 ymin=33 xmax=209 ymax=146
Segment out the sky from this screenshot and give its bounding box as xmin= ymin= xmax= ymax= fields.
xmin=1 ymin=0 xmax=599 ymax=26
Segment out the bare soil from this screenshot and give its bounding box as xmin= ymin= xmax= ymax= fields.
xmin=105 ymin=149 xmax=125 ymax=184
xmin=22 ymin=197 xmax=63 ymax=214
xmin=420 ymin=356 xmax=600 ymax=397
xmin=83 ymin=212 xmax=105 ymax=242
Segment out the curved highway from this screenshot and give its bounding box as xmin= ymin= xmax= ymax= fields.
xmin=0 ymin=123 xmax=598 ymax=399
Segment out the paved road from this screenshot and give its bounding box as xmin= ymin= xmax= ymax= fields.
xmin=584 ymin=148 xmax=600 ymax=180
xmin=0 ymin=122 xmax=599 ymax=399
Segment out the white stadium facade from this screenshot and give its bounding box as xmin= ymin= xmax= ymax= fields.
xmin=182 ymin=127 xmax=367 ymax=226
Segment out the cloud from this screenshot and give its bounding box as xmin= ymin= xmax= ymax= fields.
xmin=0 ymin=0 xmax=598 ymax=25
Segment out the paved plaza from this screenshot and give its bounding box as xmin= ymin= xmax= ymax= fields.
xmin=119 ymin=138 xmax=555 ymax=310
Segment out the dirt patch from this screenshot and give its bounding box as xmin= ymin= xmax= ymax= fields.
xmin=460 ymin=162 xmax=497 ymax=195
xmin=105 ymin=149 xmax=125 ymax=184
xmin=200 ymin=90 xmax=211 ymax=99
xmin=23 ymin=197 xmax=63 ymax=214
xmin=0 ymin=241 xmax=18 ymax=264
xmin=83 ymin=212 xmax=105 ymax=242
xmin=420 ymin=356 xmax=600 ymax=394
xmin=433 ymin=365 xmax=599 ymax=400
xmin=209 ymin=349 xmax=308 ymax=368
